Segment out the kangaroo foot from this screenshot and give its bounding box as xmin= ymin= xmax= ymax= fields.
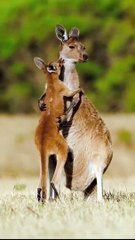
xmin=50 ymin=182 xmax=59 ymax=199
xmin=41 ymin=190 xmax=47 ymax=204
xmin=37 ymin=188 xmax=42 ymax=202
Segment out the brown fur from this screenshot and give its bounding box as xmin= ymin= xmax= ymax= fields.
xmin=38 ymin=25 xmax=113 ymax=201
xmin=57 ymin=26 xmax=113 ymax=201
xmin=34 ymin=58 xmax=82 ymax=203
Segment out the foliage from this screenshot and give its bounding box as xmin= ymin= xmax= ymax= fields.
xmin=117 ymin=128 xmax=132 ymax=146
xmin=0 ymin=0 xmax=135 ymax=113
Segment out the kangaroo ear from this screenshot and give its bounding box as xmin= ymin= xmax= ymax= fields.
xmin=47 ymin=64 xmax=56 ymax=73
xmin=34 ymin=57 xmax=45 ymax=70
xmin=55 ymin=24 xmax=68 ymax=42
xmin=69 ymin=27 xmax=80 ymax=38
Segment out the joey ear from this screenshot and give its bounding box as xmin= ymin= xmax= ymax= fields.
xmin=55 ymin=24 xmax=68 ymax=42
xmin=47 ymin=65 xmax=56 ymax=73
xmin=34 ymin=57 xmax=45 ymax=70
xmin=69 ymin=27 xmax=80 ymax=38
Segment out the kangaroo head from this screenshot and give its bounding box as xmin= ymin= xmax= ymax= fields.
xmin=55 ymin=24 xmax=88 ymax=63
xmin=34 ymin=57 xmax=63 ymax=77
xmin=46 ymin=62 xmax=61 ymax=76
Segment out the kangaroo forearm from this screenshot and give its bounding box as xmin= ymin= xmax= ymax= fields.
xmin=64 ymin=89 xmax=83 ymax=116
xmin=38 ymin=92 xmax=47 ymax=111
xmin=68 ymin=88 xmax=82 ymax=97
xmin=64 ymin=101 xmax=77 ymax=116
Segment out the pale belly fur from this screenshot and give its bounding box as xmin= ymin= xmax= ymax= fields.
xmin=62 ymin=96 xmax=113 ymax=191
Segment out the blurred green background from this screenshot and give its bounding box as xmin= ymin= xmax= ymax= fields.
xmin=0 ymin=0 xmax=135 ymax=113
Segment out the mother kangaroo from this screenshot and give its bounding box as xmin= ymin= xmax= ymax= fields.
xmin=39 ymin=25 xmax=113 ymax=201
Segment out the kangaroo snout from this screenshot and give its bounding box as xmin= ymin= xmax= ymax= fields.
xmin=83 ymin=54 xmax=89 ymax=62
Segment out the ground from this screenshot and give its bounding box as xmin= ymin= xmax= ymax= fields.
xmin=0 ymin=177 xmax=135 ymax=239
xmin=0 ymin=114 xmax=135 ymax=238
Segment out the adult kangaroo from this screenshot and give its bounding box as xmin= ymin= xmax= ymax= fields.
xmin=39 ymin=25 xmax=113 ymax=201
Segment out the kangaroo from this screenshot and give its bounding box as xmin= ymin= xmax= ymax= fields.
xmin=34 ymin=57 xmax=82 ymax=203
xmin=38 ymin=25 xmax=113 ymax=202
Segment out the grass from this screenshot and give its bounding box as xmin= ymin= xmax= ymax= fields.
xmin=0 ymin=114 xmax=135 ymax=238
xmin=0 ymin=178 xmax=135 ymax=239
xmin=117 ymin=128 xmax=133 ymax=146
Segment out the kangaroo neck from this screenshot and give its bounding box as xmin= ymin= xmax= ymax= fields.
xmin=46 ymin=74 xmax=59 ymax=87
xmin=60 ymin=59 xmax=80 ymax=90
xmin=46 ymin=76 xmax=58 ymax=95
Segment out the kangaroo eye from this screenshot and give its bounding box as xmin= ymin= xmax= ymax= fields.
xmin=69 ymin=45 xmax=75 ymax=49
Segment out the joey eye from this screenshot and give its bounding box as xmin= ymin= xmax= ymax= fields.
xmin=47 ymin=64 xmax=56 ymax=73
xmin=69 ymin=45 xmax=75 ymax=49
xmin=49 ymin=65 xmax=56 ymax=70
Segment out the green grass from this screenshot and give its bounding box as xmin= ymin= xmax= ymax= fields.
xmin=0 ymin=178 xmax=135 ymax=239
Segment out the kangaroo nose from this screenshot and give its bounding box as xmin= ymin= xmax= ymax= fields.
xmin=83 ymin=54 xmax=89 ymax=61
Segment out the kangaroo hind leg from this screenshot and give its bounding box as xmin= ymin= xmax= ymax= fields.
xmin=51 ymin=140 xmax=68 ymax=198
xmin=38 ymin=150 xmax=49 ymax=204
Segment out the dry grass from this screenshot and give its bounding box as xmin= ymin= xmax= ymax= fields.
xmin=0 ymin=114 xmax=135 ymax=238
xmin=0 ymin=177 xmax=135 ymax=239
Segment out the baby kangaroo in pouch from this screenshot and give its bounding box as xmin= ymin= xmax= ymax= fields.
xmin=34 ymin=57 xmax=83 ymax=203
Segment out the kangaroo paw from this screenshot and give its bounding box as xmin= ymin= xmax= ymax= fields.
xmin=51 ymin=182 xmax=59 ymax=199
xmin=37 ymin=188 xmax=42 ymax=202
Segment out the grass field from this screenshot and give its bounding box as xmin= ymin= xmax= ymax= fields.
xmin=0 ymin=177 xmax=135 ymax=239
xmin=0 ymin=114 xmax=135 ymax=239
